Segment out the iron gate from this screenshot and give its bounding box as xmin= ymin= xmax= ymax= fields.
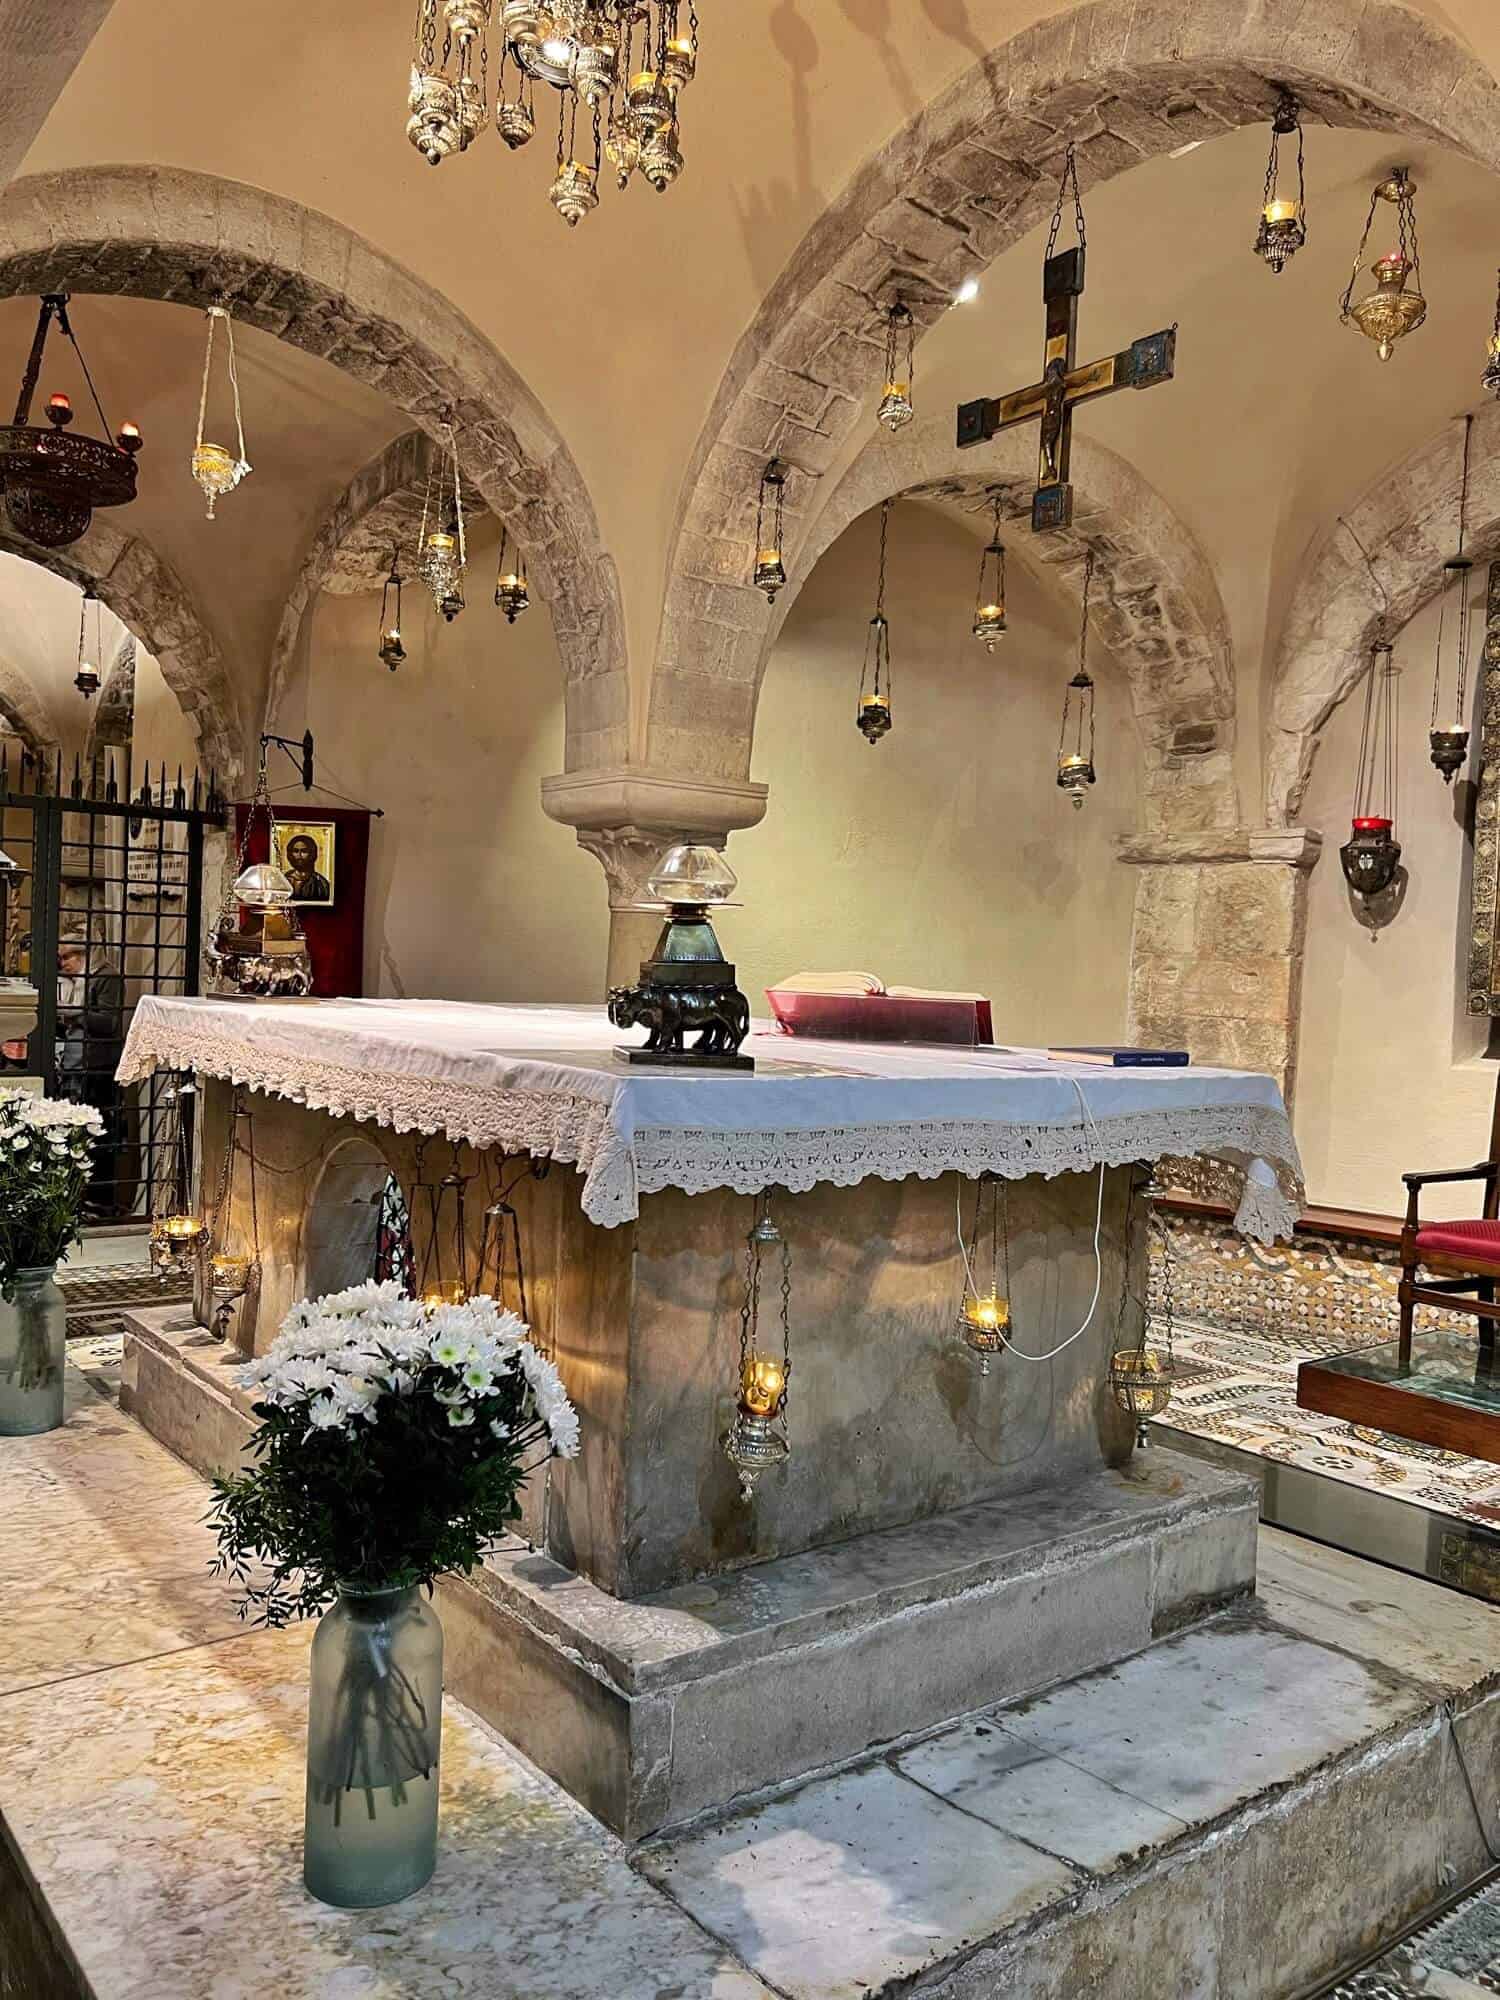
xmin=0 ymin=747 xmax=222 ymax=1222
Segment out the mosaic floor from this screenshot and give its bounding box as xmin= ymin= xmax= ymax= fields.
xmin=1154 ymin=1314 xmax=1500 ymax=1531
xmin=1327 ymin=1871 xmax=1500 ymax=1996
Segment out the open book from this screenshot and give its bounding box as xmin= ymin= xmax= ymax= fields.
xmin=770 ymin=970 xmax=988 ymax=1003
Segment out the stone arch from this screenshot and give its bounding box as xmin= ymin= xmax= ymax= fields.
xmin=266 ymin=429 xmax=437 ymax=730
xmin=760 ymin=418 xmax=1235 ymax=832
xmin=84 ymin=631 xmax=136 ymax=760
xmin=0 ymin=165 xmax=627 ymax=768
xmin=303 ymin=1134 xmax=400 ymax=1300
xmin=0 ymin=519 xmax=241 ymax=780
xmin=1267 ymin=403 xmax=1500 ymax=825
xmin=652 ymin=0 xmax=1500 ymax=783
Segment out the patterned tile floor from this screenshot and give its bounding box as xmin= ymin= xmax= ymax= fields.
xmin=1154 ymin=1314 xmax=1500 ymax=1531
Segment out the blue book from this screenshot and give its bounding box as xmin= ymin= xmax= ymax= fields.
xmin=1047 ymin=1046 xmax=1190 ymax=1068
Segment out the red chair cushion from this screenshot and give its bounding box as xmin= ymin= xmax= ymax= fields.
xmin=1415 ymin=1218 xmax=1500 ymax=1262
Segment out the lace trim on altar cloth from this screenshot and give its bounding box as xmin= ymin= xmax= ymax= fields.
xmin=119 ymin=1016 xmax=1303 ymax=1242
xmin=628 ymin=1106 xmax=1301 ymax=1244
xmin=115 ymin=1013 xmax=633 ymax=1202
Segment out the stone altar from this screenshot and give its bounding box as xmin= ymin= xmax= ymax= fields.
xmin=118 ymin=997 xmax=1301 ymax=1838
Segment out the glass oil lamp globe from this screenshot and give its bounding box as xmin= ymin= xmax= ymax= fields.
xmin=73 ymin=657 xmax=99 ymax=698
xmin=232 ymin=860 xmax=294 ymax=910
xmin=663 ymin=35 xmax=696 ymax=88
xmin=958 ymin=1290 xmax=1009 ymax=1375
xmin=423 ymin=1276 xmax=470 ymax=1308
xmin=550 ymin=159 xmax=600 ymax=226
xmin=74 ymin=586 xmax=101 ymax=698
xmin=210 ymin=1251 xmax=253 ymax=1304
xmin=877 ymin=300 xmax=915 ymax=433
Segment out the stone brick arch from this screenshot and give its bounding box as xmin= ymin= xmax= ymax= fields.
xmin=0 ymin=520 xmax=241 ymax=780
xmin=653 ymin=0 xmax=1500 ymax=785
xmin=0 ymin=165 xmax=626 ymax=768
xmin=266 ymin=429 xmax=437 ymax=730
xmin=756 ymin=417 xmax=1235 ymax=832
xmin=0 ymin=653 xmax=56 ymax=757
xmin=1267 ymin=403 xmax=1500 ymax=825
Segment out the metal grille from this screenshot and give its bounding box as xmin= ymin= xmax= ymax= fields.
xmin=374 ymin=1172 xmax=414 ymax=1292
xmin=0 ymin=746 xmax=222 ymax=1222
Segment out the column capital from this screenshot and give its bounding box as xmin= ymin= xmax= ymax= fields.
xmin=1116 ymin=826 xmax=1323 ymax=871
xmin=541 ymin=766 xmax=768 ymax=844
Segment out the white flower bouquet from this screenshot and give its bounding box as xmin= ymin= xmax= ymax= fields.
xmin=0 ymin=1089 xmax=104 ymax=1282
xmin=210 ymin=1280 xmax=580 ymax=1624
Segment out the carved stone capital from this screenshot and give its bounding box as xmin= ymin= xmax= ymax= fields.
xmin=575 ymin=825 xmax=681 ymax=913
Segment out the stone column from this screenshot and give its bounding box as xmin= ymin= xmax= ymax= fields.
xmin=1118 ymin=827 xmax=1323 ymax=1105
xmin=541 ymin=767 xmax=769 ymax=992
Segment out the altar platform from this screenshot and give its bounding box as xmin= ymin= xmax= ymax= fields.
xmin=5 ymin=1362 xmax=1499 ymax=2000
xmin=115 ymin=997 xmax=1305 ymax=1839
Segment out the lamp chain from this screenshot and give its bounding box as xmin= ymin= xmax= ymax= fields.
xmin=1045 ymin=141 xmax=1087 ymax=262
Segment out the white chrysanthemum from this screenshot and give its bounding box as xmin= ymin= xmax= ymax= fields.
xmin=305 ymin=1397 xmax=345 ymax=1431
xmin=447 ymin=1403 xmax=476 ymax=1428
xmin=489 ymin=1418 xmax=511 ymax=1441
xmin=547 ymin=1402 xmax=582 ymax=1459
xmin=461 ymin=1363 xmax=493 ymax=1395
xmin=431 ymin=1335 xmax=464 ymax=1368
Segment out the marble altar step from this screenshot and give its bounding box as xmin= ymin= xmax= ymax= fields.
xmin=119 ymin=1304 xmax=1259 ymax=1842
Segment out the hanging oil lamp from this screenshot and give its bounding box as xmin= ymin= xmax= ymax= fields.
xmin=207 ymin=746 xmax=313 ymax=999
xmin=1340 ymin=168 xmax=1426 ymax=362
xmin=417 ymin=422 xmax=467 ymax=620
xmin=150 ymin=1080 xmax=208 ymax=1278
xmin=191 ymin=305 xmax=252 ymax=519
xmin=1109 ymin=1184 xmax=1178 ymax=1448
xmin=722 ymin=1196 xmax=793 ymax=1502
xmin=856 ymin=498 xmax=894 ymax=743
xmin=378 ymin=550 xmax=406 ymax=671
xmin=957 ymin=1173 xmax=1011 ymax=1376
xmin=1252 ymin=90 xmax=1306 ymax=274
xmin=1057 ymin=549 xmax=1097 ymax=806
xmin=73 ymin=586 xmax=101 ymax=698
xmin=972 ymin=496 xmax=1007 ymax=650
xmin=494 ymin=526 xmax=530 ymax=622
xmin=1483 ymin=268 xmax=1500 ymax=398
xmin=1429 ymin=415 xmax=1476 ymax=783
xmin=0 ymin=294 xmax=141 ymax=549
xmin=877 ymin=299 xmax=915 ymax=432
xmin=753 ymin=457 xmax=787 ymax=603
xmin=1340 ymin=640 xmax=1403 ymax=896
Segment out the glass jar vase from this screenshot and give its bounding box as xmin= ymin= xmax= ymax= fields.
xmin=303 ymin=1584 xmax=444 ymax=1908
xmin=0 ymin=1266 xmax=65 ymax=1436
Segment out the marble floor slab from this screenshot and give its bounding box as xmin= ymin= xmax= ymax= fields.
xmin=637 ymin=1761 xmax=1080 ymax=2000
xmin=0 ymin=1623 xmax=774 ymax=2000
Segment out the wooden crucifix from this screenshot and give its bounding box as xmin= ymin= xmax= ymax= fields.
xmin=956 ymin=241 xmax=1177 ymax=533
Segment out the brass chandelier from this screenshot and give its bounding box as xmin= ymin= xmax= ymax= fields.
xmin=0 ymin=294 xmax=141 ymax=550
xmin=406 ymin=1 xmax=700 ymax=226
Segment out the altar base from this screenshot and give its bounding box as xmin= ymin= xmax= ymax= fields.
xmin=123 ymin=1308 xmax=1254 ymax=1840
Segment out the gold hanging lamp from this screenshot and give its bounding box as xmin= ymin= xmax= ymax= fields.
xmin=378 ymin=550 xmax=406 ymax=670
xmin=494 ymin=526 xmax=530 ymax=622
xmin=753 ymin=457 xmax=787 ymax=603
xmin=1252 ymin=90 xmax=1306 ymax=274
xmin=722 ymin=1194 xmax=793 ymax=1502
xmin=191 ymin=305 xmax=252 ymax=519
xmin=416 ymin=421 xmax=468 ymax=621
xmin=1056 ymin=549 xmax=1097 ymax=807
xmin=1429 ymin=415 xmax=1476 ymax=783
xmin=972 ymin=496 xmax=1007 ymax=650
xmin=877 ymin=300 xmax=915 ymax=432
xmin=856 ymin=498 xmax=895 ymax=743
xmin=1340 ymin=168 xmax=1426 ymax=362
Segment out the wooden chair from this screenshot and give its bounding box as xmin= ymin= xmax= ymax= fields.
xmin=1398 ymin=1075 xmax=1500 ymax=1371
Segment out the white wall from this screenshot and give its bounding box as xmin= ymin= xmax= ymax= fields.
xmin=734 ymin=503 xmax=1140 ymax=1047
xmin=1297 ymin=589 xmax=1494 ymax=1218
xmin=284 ymin=540 xmax=607 ymax=1002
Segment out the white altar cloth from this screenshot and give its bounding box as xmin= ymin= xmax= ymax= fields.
xmin=118 ymin=998 xmax=1303 ymax=1240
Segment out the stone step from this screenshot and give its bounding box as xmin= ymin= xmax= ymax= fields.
xmin=120 ymin=1299 xmax=1258 ymax=1844
xmin=636 ymin=1530 xmax=1500 ymax=2000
